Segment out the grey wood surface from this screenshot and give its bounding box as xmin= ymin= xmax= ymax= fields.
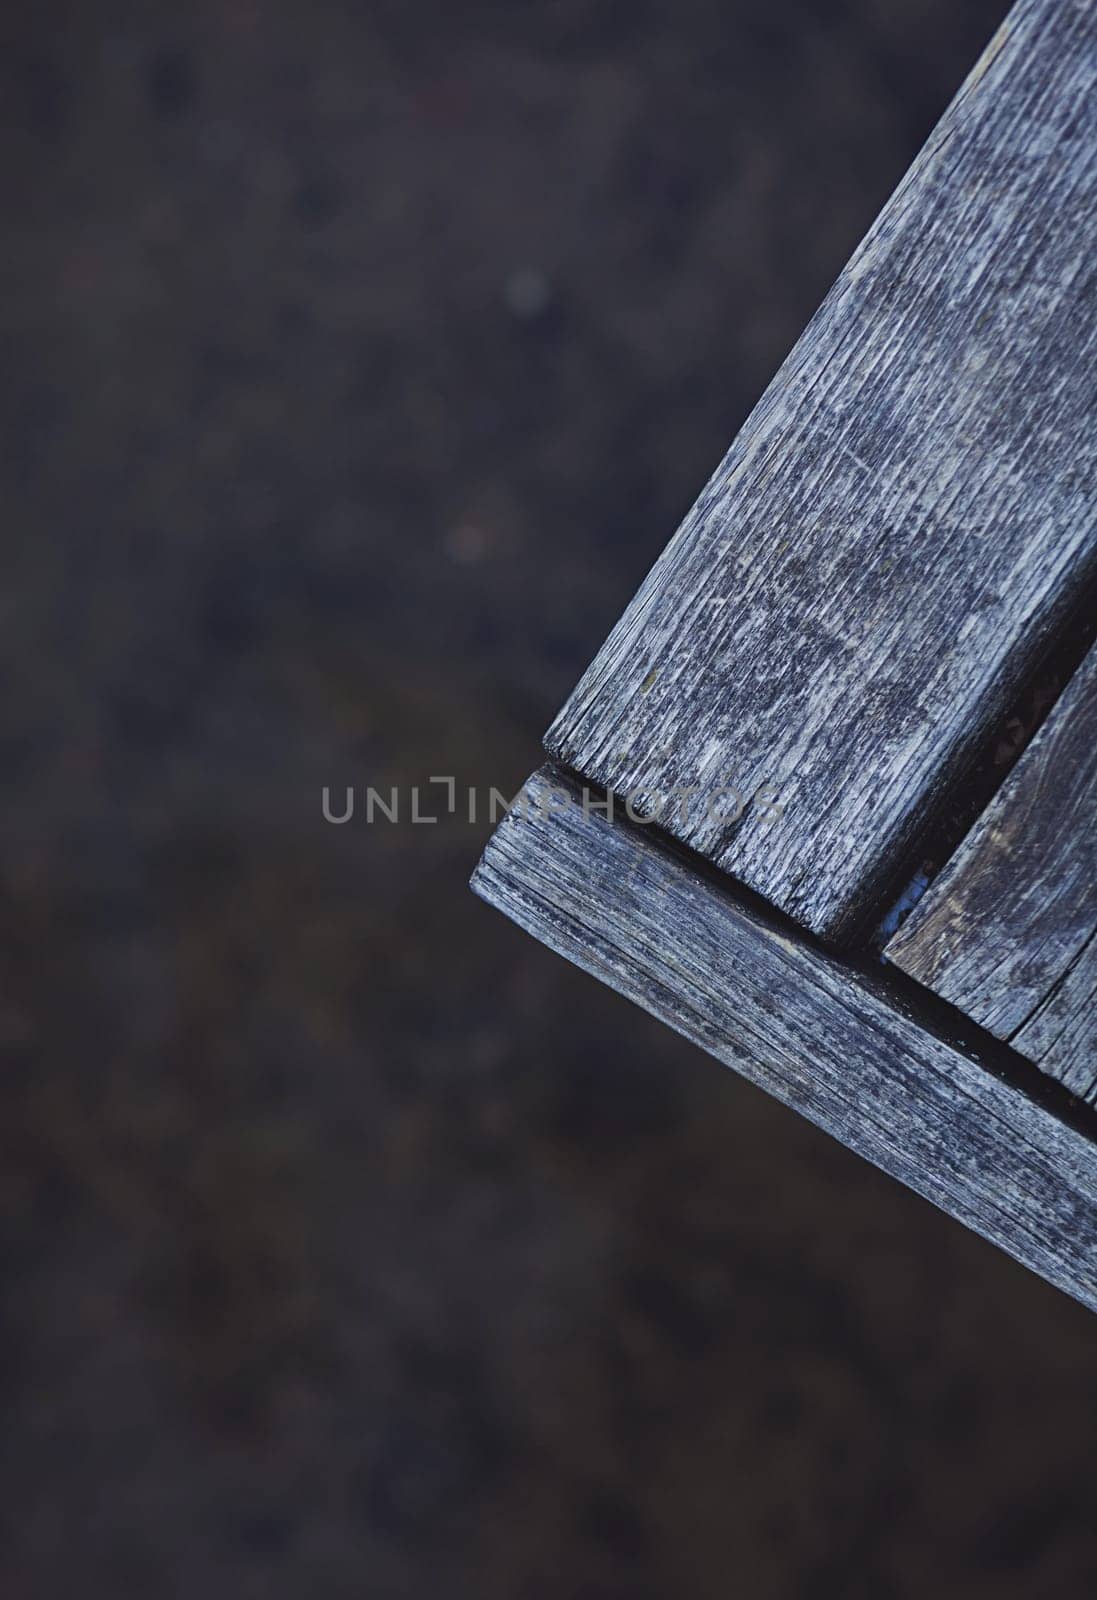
xmin=472 ymin=766 xmax=1097 ymax=1313
xmin=886 ymin=646 xmax=1097 ymax=1102
xmin=1014 ymin=930 xmax=1097 ymax=1103
xmin=545 ymin=0 xmax=1097 ymax=940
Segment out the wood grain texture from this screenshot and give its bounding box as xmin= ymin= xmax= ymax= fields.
xmin=471 ymin=766 xmax=1097 ymax=1313
xmin=1015 ymin=930 xmax=1097 ymax=1103
xmin=886 ymin=646 xmax=1097 ymax=1101
xmin=545 ymin=0 xmax=1097 ymax=940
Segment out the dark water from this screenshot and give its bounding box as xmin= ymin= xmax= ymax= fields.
xmin=4 ymin=2 xmax=1095 ymax=1596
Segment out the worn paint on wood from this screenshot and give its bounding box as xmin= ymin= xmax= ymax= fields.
xmin=472 ymin=767 xmax=1097 ymax=1313
xmin=544 ymin=0 xmax=1097 ymax=940
xmin=886 ymin=646 xmax=1097 ymax=1102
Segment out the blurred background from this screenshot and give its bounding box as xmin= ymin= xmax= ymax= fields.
xmin=3 ymin=1 xmax=1096 ymax=1596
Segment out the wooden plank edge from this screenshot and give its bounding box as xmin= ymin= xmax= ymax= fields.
xmin=885 ymin=642 xmax=1097 ymax=1064
xmin=540 ymin=0 xmax=1097 ymax=943
xmin=471 ymin=765 xmax=1097 ymax=1314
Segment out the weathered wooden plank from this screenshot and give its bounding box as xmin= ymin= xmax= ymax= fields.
xmin=886 ymin=645 xmax=1097 ymax=1101
xmin=545 ymin=0 xmax=1097 ymax=940
xmin=1015 ymin=930 xmax=1097 ymax=1104
xmin=472 ymin=766 xmax=1097 ymax=1313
